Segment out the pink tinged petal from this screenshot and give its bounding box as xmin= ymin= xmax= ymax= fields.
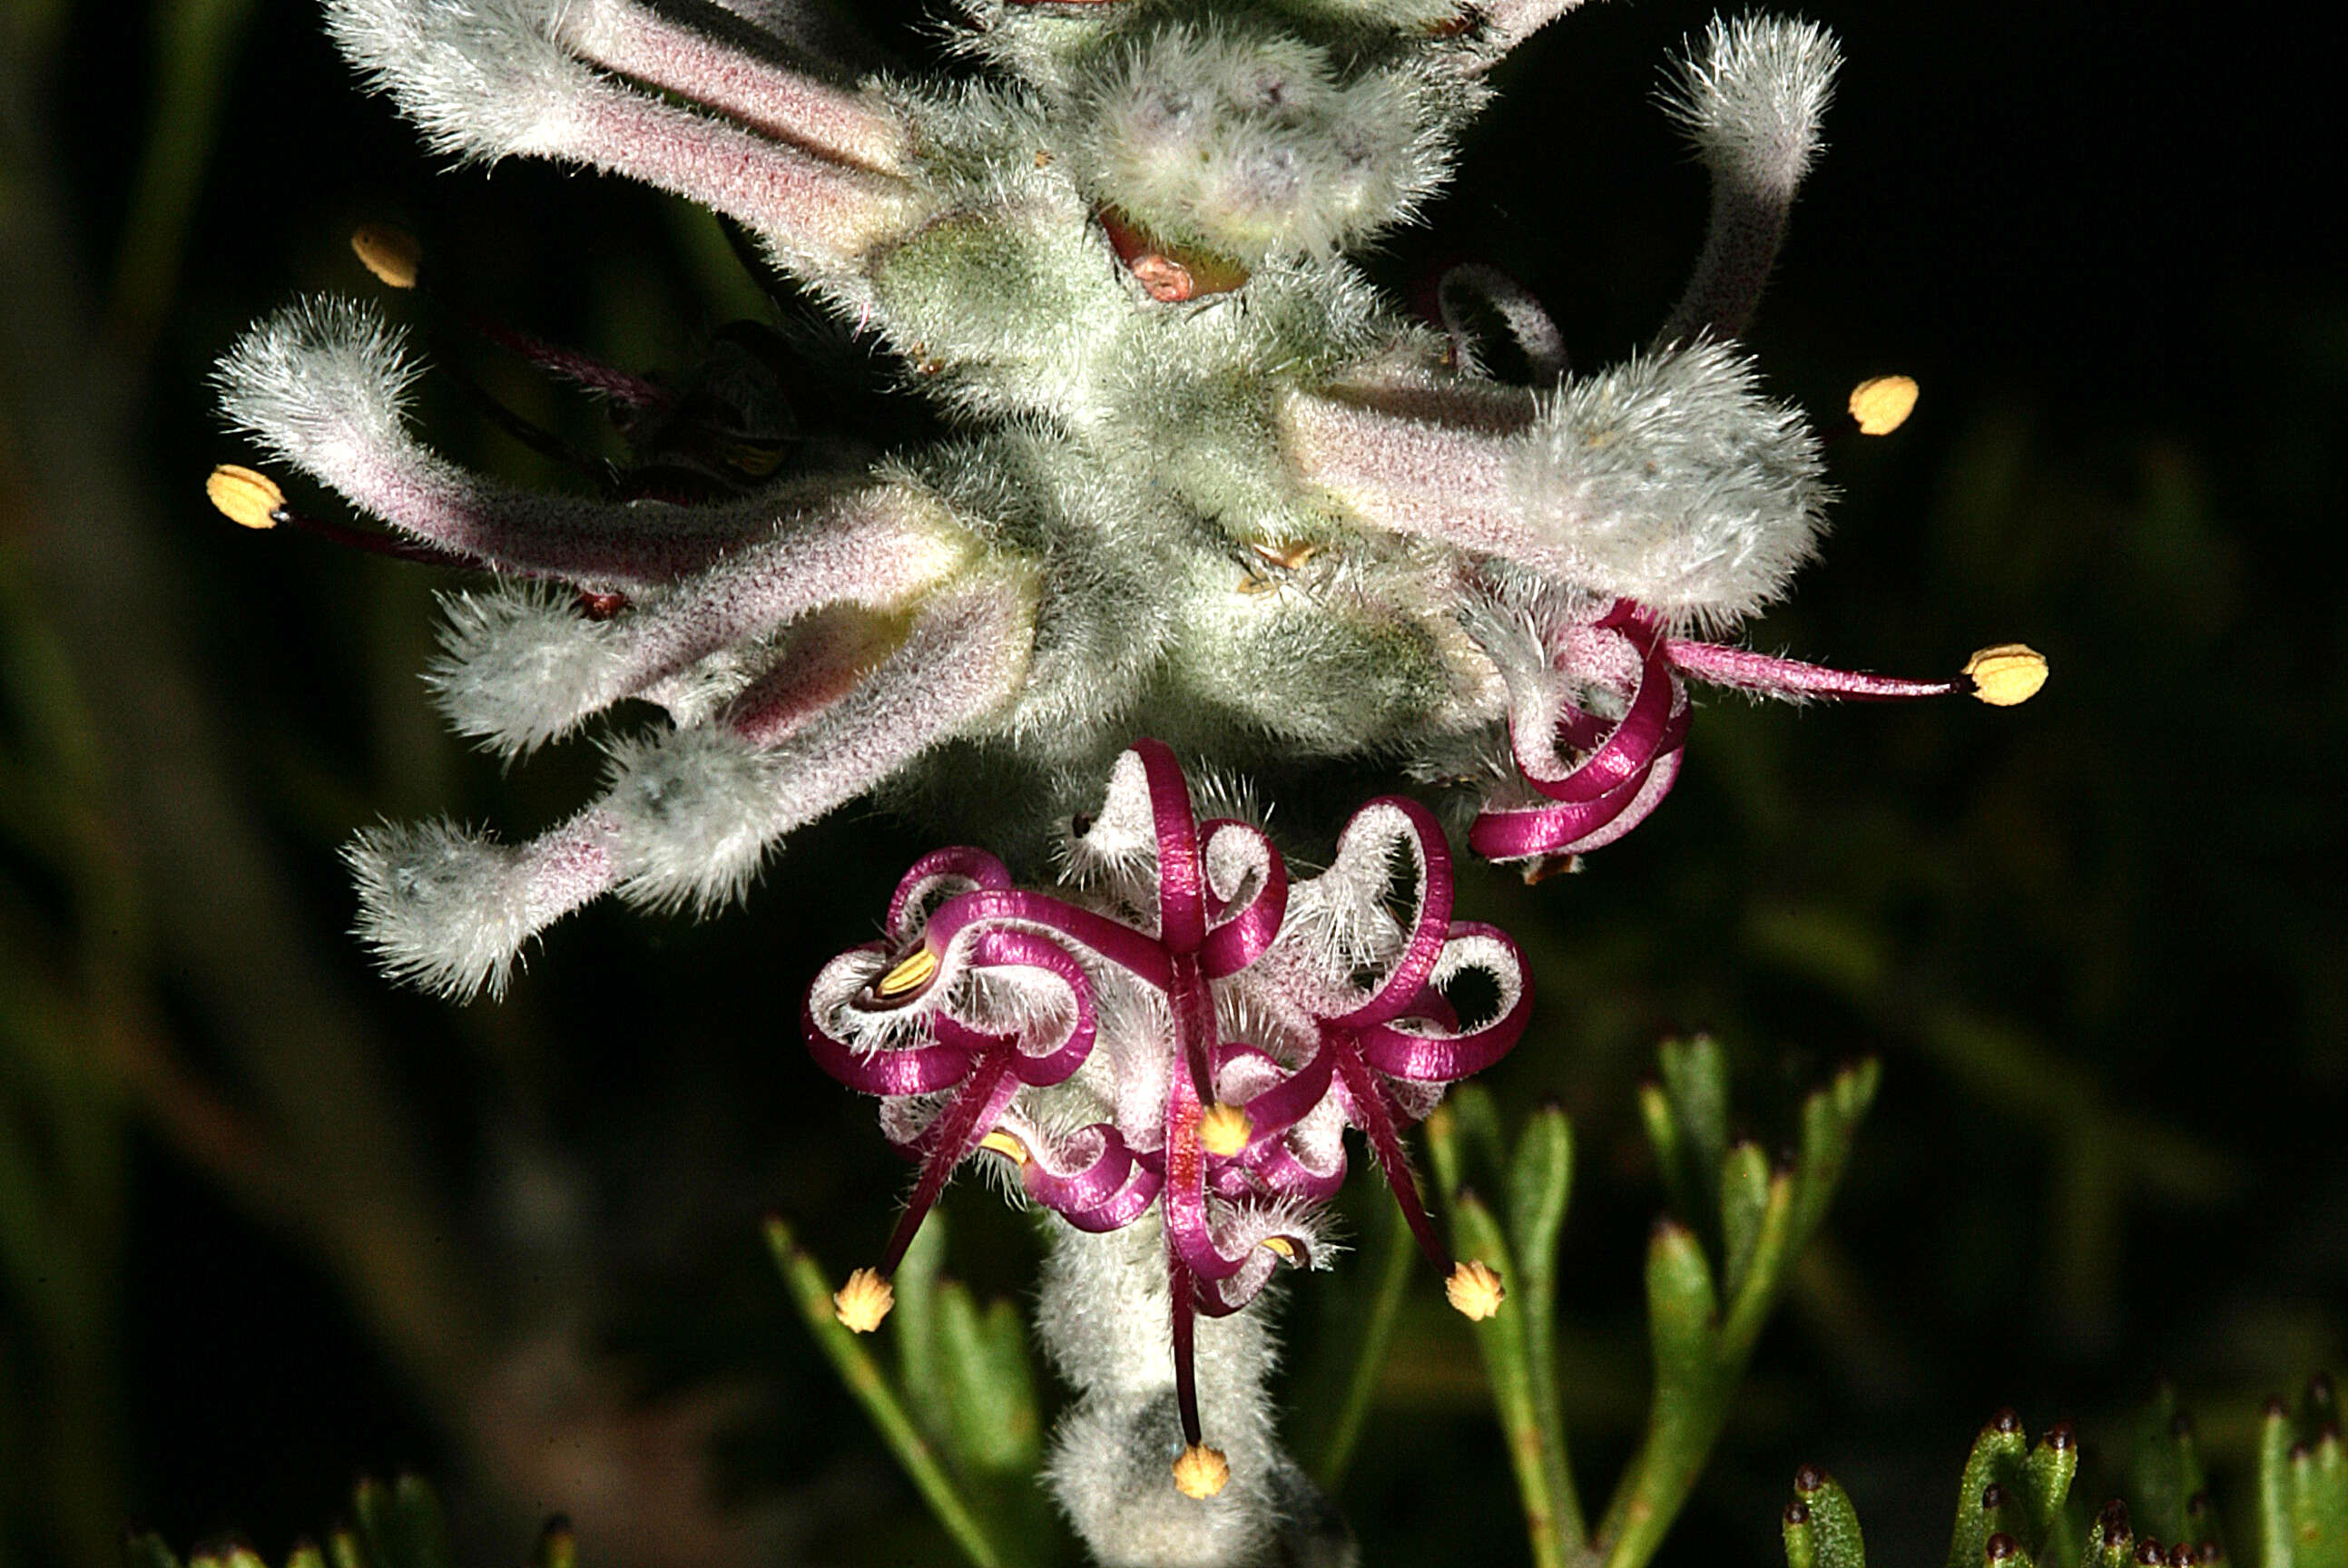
xmin=958 ymin=928 xmax=1099 ymax=1086
xmin=534 ymin=69 xmax=923 ymax=270
xmin=1223 ymin=1031 xmax=1337 ymax=1146
xmin=308 ymin=418 xmax=787 ymax=589
xmin=922 ymin=888 xmax=1173 ymax=989
xmin=1330 ymin=1042 xmax=1453 ymax=1272
xmin=1276 ymin=389 xmax=1534 ymax=564
xmin=519 ymin=485 xmax=970 ymax=732
xmin=596 ymin=578 xmax=1029 ymax=919
xmin=1195 ymin=819 xmax=1289 ymax=978
xmin=1326 ymin=797 xmax=1456 ymax=1027
xmin=1243 ymin=1138 xmax=1347 ymax=1203
xmin=1054 ymin=1164 xmax=1164 ymax=1233
xmin=712 ymin=572 xmax=1030 ymax=802
xmin=1135 ymin=740 xmax=1208 ymax=955
xmin=886 ymin=848 xmax=1013 ymax=938
xmin=1469 ymin=716 xmax=1689 ymax=860
xmin=1512 ymin=603 xmax=1674 ymax=802
xmin=1663 ymin=637 xmax=1970 ymax=701
xmin=871 ymin=1053 xmax=1018 ymax=1278
xmin=1355 ymin=923 xmax=1534 ymax=1083
xmin=1162 ymin=1075 xmax=1248 ymax=1285
xmin=554 ymin=0 xmax=912 ymax=172
xmin=801 ymin=995 xmax=979 ymax=1095
xmin=1017 ymin=1123 xmax=1143 ymax=1220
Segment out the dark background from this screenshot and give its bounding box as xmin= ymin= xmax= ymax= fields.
xmin=1 ymin=2 xmax=2339 ymax=1566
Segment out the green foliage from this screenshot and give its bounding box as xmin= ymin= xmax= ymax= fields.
xmin=1780 ymin=1382 xmax=2348 ymax=1568
xmin=119 ymin=1475 xmax=570 ymax=1568
xmin=2261 ymin=1378 xmax=2347 ymax=1568
xmin=1427 ymin=1091 xmax=1584 ymax=1568
xmin=764 ymin=1214 xmax=1053 ymax=1568
xmin=1425 ymin=1041 xmax=1877 ymax=1568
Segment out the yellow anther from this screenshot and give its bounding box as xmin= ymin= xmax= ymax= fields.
xmin=1260 ymin=1235 xmax=1296 ymax=1259
xmin=1446 ymin=1259 xmax=1506 ymax=1321
xmin=876 ymin=946 xmax=938 ymax=998
xmin=1961 ymin=643 xmax=2048 ymax=707
xmin=350 ymin=223 xmax=422 ymax=290
xmin=1173 ymin=1443 xmax=1231 ymax=1499
xmin=1848 ymin=375 xmax=1919 ymax=436
xmin=832 ymin=1267 xmax=895 ymax=1333
xmin=978 ymin=1130 xmax=1031 ymax=1167
xmin=206 ymin=465 xmax=285 ymax=530
xmin=1198 ymin=1102 xmax=1253 ymax=1156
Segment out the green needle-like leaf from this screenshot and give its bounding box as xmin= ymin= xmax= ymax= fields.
xmin=765 ymin=1216 xmax=1017 ymax=1568
xmin=1646 ymin=1220 xmax=1722 ymax=1384
xmin=936 ymin=1279 xmax=1042 ymax=1475
xmin=1449 ymin=1185 xmax=1574 ymax=1568
xmin=1792 ymin=1060 xmax=1880 ymax=1247
xmin=1783 ymin=1469 xmax=1871 ymax=1568
xmin=1948 ymin=1413 xmax=2034 ymax=1568
xmin=2132 ymin=1386 xmax=2215 ymax=1548
xmin=2290 ymin=1427 xmax=2348 ymax=1568
xmin=2025 ymin=1426 xmax=2082 ymax=1561
xmin=2084 ymin=1502 xmax=2138 ymax=1568
xmin=894 ymin=1213 xmax=949 ymax=1446
xmin=1718 ymin=1140 xmax=1772 ymax=1301
xmin=326 ymin=1526 xmax=366 ymax=1568
xmin=1508 ymin=1102 xmax=1583 ymax=1551
xmin=1646 ymin=1038 xmax=1731 ymax=1250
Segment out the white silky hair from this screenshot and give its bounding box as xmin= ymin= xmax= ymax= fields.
xmin=345 ymin=818 xmax=551 ymax=1000
xmin=324 ymin=0 xmax=592 ymax=163
xmin=1036 ymin=1218 xmax=1355 ymax=1568
xmin=1664 ymin=13 xmax=1842 ymax=193
xmin=601 ymin=722 xmax=780 ymax=914
xmin=427 ymin=584 xmax=625 ymax=759
xmin=214 ymin=297 xmax=419 ymax=479
xmin=1512 ymin=340 xmax=1828 ymax=630
xmin=1071 ymin=23 xmax=1453 ymax=262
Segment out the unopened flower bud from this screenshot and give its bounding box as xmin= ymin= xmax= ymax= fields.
xmin=833 ymin=1266 xmax=894 ymax=1332
xmin=1446 ymin=1259 xmax=1506 ymax=1320
xmin=1962 ymin=644 xmax=2048 ymax=707
xmin=1172 ymin=1442 xmax=1231 ymax=1499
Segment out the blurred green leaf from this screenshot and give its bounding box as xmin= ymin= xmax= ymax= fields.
xmin=2131 ymin=1385 xmax=2217 ymax=1551
xmin=935 ymin=1279 xmax=1040 ymax=1475
xmin=764 ymin=1215 xmax=1023 ymax=1568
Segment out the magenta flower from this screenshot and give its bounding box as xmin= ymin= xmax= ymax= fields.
xmin=804 ymin=740 xmax=1528 ymax=1492
xmin=1464 ymin=593 xmax=2048 ymax=869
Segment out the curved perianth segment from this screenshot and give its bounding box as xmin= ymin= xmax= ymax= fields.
xmin=350 ymin=573 xmax=1037 ymax=1000
xmin=1656 ymin=16 xmax=1841 ymax=345
xmin=219 ymin=298 xmax=796 ymax=588
xmin=324 ymin=0 xmax=927 ymax=283
xmin=429 ymin=483 xmax=976 ymax=757
xmin=553 ymin=0 xmax=910 ymax=173
xmin=1277 ymin=386 xmax=1531 ymax=564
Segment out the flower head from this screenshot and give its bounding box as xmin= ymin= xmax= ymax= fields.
xmin=211 ymin=0 xmax=2043 ymax=1003
xmin=805 ymin=740 xmax=1529 ymax=1479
